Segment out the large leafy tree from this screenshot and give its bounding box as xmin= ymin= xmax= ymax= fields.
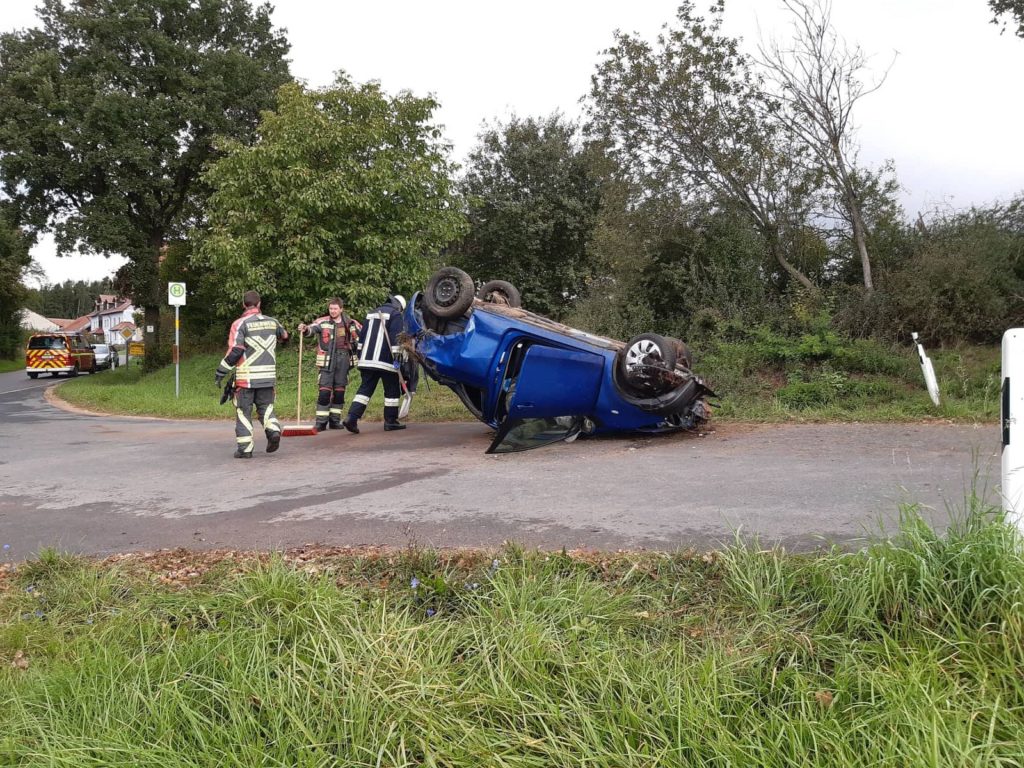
xmin=0 ymin=205 xmax=34 ymax=359
xmin=196 ymin=77 xmax=466 ymax=322
xmin=587 ymin=0 xmax=821 ymax=291
xmin=990 ymin=0 xmax=1024 ymax=36
xmin=0 ymin=0 xmax=290 ymax=367
xmin=452 ymin=115 xmax=603 ymax=318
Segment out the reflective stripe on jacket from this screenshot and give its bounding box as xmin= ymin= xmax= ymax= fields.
xmin=356 ymin=301 xmax=405 ymax=373
xmin=306 ymin=314 xmax=360 ymax=371
xmin=220 ymin=309 xmax=286 ymax=388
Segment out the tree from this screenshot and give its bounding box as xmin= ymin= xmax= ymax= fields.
xmin=0 ymin=0 xmax=290 ymax=368
xmin=990 ymin=0 xmax=1024 ymax=37
xmin=452 ymin=115 xmax=603 ymax=318
xmin=759 ymin=0 xmax=893 ymax=292
xmin=196 ymin=77 xmax=466 ymax=322
xmin=26 ymin=278 xmax=114 ymax=319
xmin=587 ymin=0 xmax=821 ymax=291
xmin=0 ymin=205 xmax=33 ymax=359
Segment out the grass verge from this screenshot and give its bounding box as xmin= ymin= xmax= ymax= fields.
xmin=702 ymin=335 xmax=999 ymax=423
xmin=2 ymin=497 xmax=1023 ymax=766
xmin=54 ymin=348 xmax=470 ymax=422
xmin=0 ymin=359 xmax=24 ymax=374
xmin=53 ymin=336 xmax=1000 ymax=424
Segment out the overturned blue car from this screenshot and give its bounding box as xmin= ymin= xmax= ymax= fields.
xmin=403 ymin=267 xmax=714 ymax=454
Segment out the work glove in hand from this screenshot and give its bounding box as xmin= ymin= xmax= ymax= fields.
xmin=215 ymin=373 xmax=224 ymax=386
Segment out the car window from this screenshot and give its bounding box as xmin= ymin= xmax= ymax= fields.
xmin=28 ymin=336 xmax=66 ymax=350
xmin=487 ymin=415 xmax=583 ymax=454
xmin=95 ymin=345 xmax=109 ymax=354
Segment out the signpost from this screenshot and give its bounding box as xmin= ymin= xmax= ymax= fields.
xmin=1002 ymin=329 xmax=1023 ymax=532
xmin=120 ymin=326 xmax=134 ymax=366
xmin=168 ymin=282 xmax=186 ymax=397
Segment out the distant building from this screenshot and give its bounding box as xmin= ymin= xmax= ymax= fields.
xmin=18 ymin=308 xmax=60 ymax=332
xmin=89 ymin=294 xmax=135 ymax=345
xmin=54 ymin=315 xmax=92 ymax=334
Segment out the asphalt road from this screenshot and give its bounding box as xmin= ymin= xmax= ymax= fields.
xmin=0 ymin=367 xmax=1001 ymax=557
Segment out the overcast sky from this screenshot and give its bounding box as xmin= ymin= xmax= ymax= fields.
xmin=4 ymin=0 xmax=1022 ymax=287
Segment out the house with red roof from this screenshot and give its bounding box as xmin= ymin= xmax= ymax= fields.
xmin=55 ymin=315 xmax=93 ymax=334
xmin=89 ymin=294 xmax=136 ymax=345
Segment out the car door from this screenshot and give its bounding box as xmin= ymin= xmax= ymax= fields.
xmin=487 ymin=343 xmax=604 ymax=454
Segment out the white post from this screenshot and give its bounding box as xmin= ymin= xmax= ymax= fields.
xmin=167 ymin=282 xmax=186 ymax=398
xmin=174 ymin=305 xmax=180 ymax=398
xmin=912 ymin=332 xmax=940 ymax=406
xmin=1002 ymin=329 xmax=1024 ymax=530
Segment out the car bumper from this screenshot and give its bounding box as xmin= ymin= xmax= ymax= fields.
xmin=27 ymin=366 xmax=73 ymax=374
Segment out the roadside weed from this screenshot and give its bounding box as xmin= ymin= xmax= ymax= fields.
xmin=3 ymin=498 xmax=1024 ymax=765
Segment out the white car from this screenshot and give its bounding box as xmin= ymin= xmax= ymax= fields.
xmin=91 ymin=343 xmax=119 ymax=371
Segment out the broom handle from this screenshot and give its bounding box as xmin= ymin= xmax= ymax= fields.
xmin=296 ymin=330 xmax=303 ymax=423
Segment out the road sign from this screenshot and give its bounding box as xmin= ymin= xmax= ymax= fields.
xmin=120 ymin=327 xmax=134 ymax=340
xmin=168 ymin=282 xmax=186 ymax=306
xmin=129 ymin=342 xmax=145 ymax=356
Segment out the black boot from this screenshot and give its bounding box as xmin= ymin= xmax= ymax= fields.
xmin=233 ymin=447 xmax=253 ymax=459
xmin=384 ymin=421 xmax=407 ymax=431
xmin=341 ymin=418 xmax=359 ymax=434
xmin=266 ymin=430 xmax=281 ymax=453
xmin=314 ymin=419 xmax=327 ymax=433
xmin=328 ymin=420 xmax=343 ymax=430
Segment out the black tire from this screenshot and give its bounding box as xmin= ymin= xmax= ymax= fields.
xmin=423 ymin=267 xmax=475 ymax=318
xmin=611 ymin=363 xmax=711 ymax=416
xmin=477 ymin=279 xmax=522 ymax=308
xmin=69 ymin=364 xmax=79 ymax=377
xmin=27 ymin=372 xmax=38 ymax=379
xmin=667 ymin=337 xmax=694 ymax=369
xmin=617 ymin=333 xmax=677 ymax=393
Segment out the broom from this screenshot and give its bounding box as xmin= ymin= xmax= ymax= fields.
xmin=282 ymin=329 xmax=319 ymax=437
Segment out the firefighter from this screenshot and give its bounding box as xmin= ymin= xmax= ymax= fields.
xmin=298 ymin=297 xmax=361 ymax=431
xmin=342 ymin=294 xmax=408 ymax=433
xmin=215 ymin=290 xmax=289 ymax=458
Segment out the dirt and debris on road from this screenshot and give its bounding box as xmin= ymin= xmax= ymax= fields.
xmin=1 ymin=544 xmax=718 ymax=593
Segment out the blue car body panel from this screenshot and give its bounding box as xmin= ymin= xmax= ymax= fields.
xmin=405 ymin=292 xmax=711 ymax=446
xmin=506 ymin=344 xmax=604 ymax=419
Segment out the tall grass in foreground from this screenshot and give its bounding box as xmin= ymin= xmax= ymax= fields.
xmin=3 ymin=500 xmax=1024 ymax=766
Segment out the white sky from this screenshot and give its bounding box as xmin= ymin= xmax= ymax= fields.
xmin=4 ymin=0 xmax=1022 ymax=287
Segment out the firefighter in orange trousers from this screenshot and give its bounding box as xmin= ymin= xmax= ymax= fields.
xmin=298 ymin=297 xmax=361 ymax=431
xmin=215 ymin=290 xmax=289 ymax=458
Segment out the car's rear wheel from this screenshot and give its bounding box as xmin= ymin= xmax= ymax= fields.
xmin=667 ymin=337 xmax=693 ymax=369
xmin=477 ymin=279 xmax=522 ymax=308
xmin=69 ymin=364 xmax=79 ymax=377
xmin=27 ymin=372 xmax=38 ymax=379
xmin=423 ymin=267 xmax=475 ymax=318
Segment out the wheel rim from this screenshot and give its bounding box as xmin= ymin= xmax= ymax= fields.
xmin=624 ymin=339 xmax=662 ymax=370
xmin=434 ymin=277 xmax=459 ymax=307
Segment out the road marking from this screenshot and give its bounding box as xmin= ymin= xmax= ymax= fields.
xmin=0 ymin=383 xmax=53 ymax=396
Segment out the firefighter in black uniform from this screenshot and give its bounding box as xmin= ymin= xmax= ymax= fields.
xmin=342 ymin=295 xmax=408 ymax=433
xmin=298 ymin=297 xmax=361 ymax=431
xmin=215 ymin=290 xmax=289 ymax=458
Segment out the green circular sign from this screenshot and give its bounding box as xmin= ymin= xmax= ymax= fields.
xmin=169 ymin=283 xmax=185 ymax=297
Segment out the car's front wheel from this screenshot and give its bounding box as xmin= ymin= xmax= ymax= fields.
xmin=423 ymin=267 xmax=475 ymax=318
xmin=618 ymin=333 xmax=677 ymax=395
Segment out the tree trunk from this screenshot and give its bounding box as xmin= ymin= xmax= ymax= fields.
xmin=770 ymin=241 xmax=816 ymax=292
xmin=142 ymin=235 xmax=164 ymax=372
xmin=848 ymin=193 xmax=874 ymax=292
